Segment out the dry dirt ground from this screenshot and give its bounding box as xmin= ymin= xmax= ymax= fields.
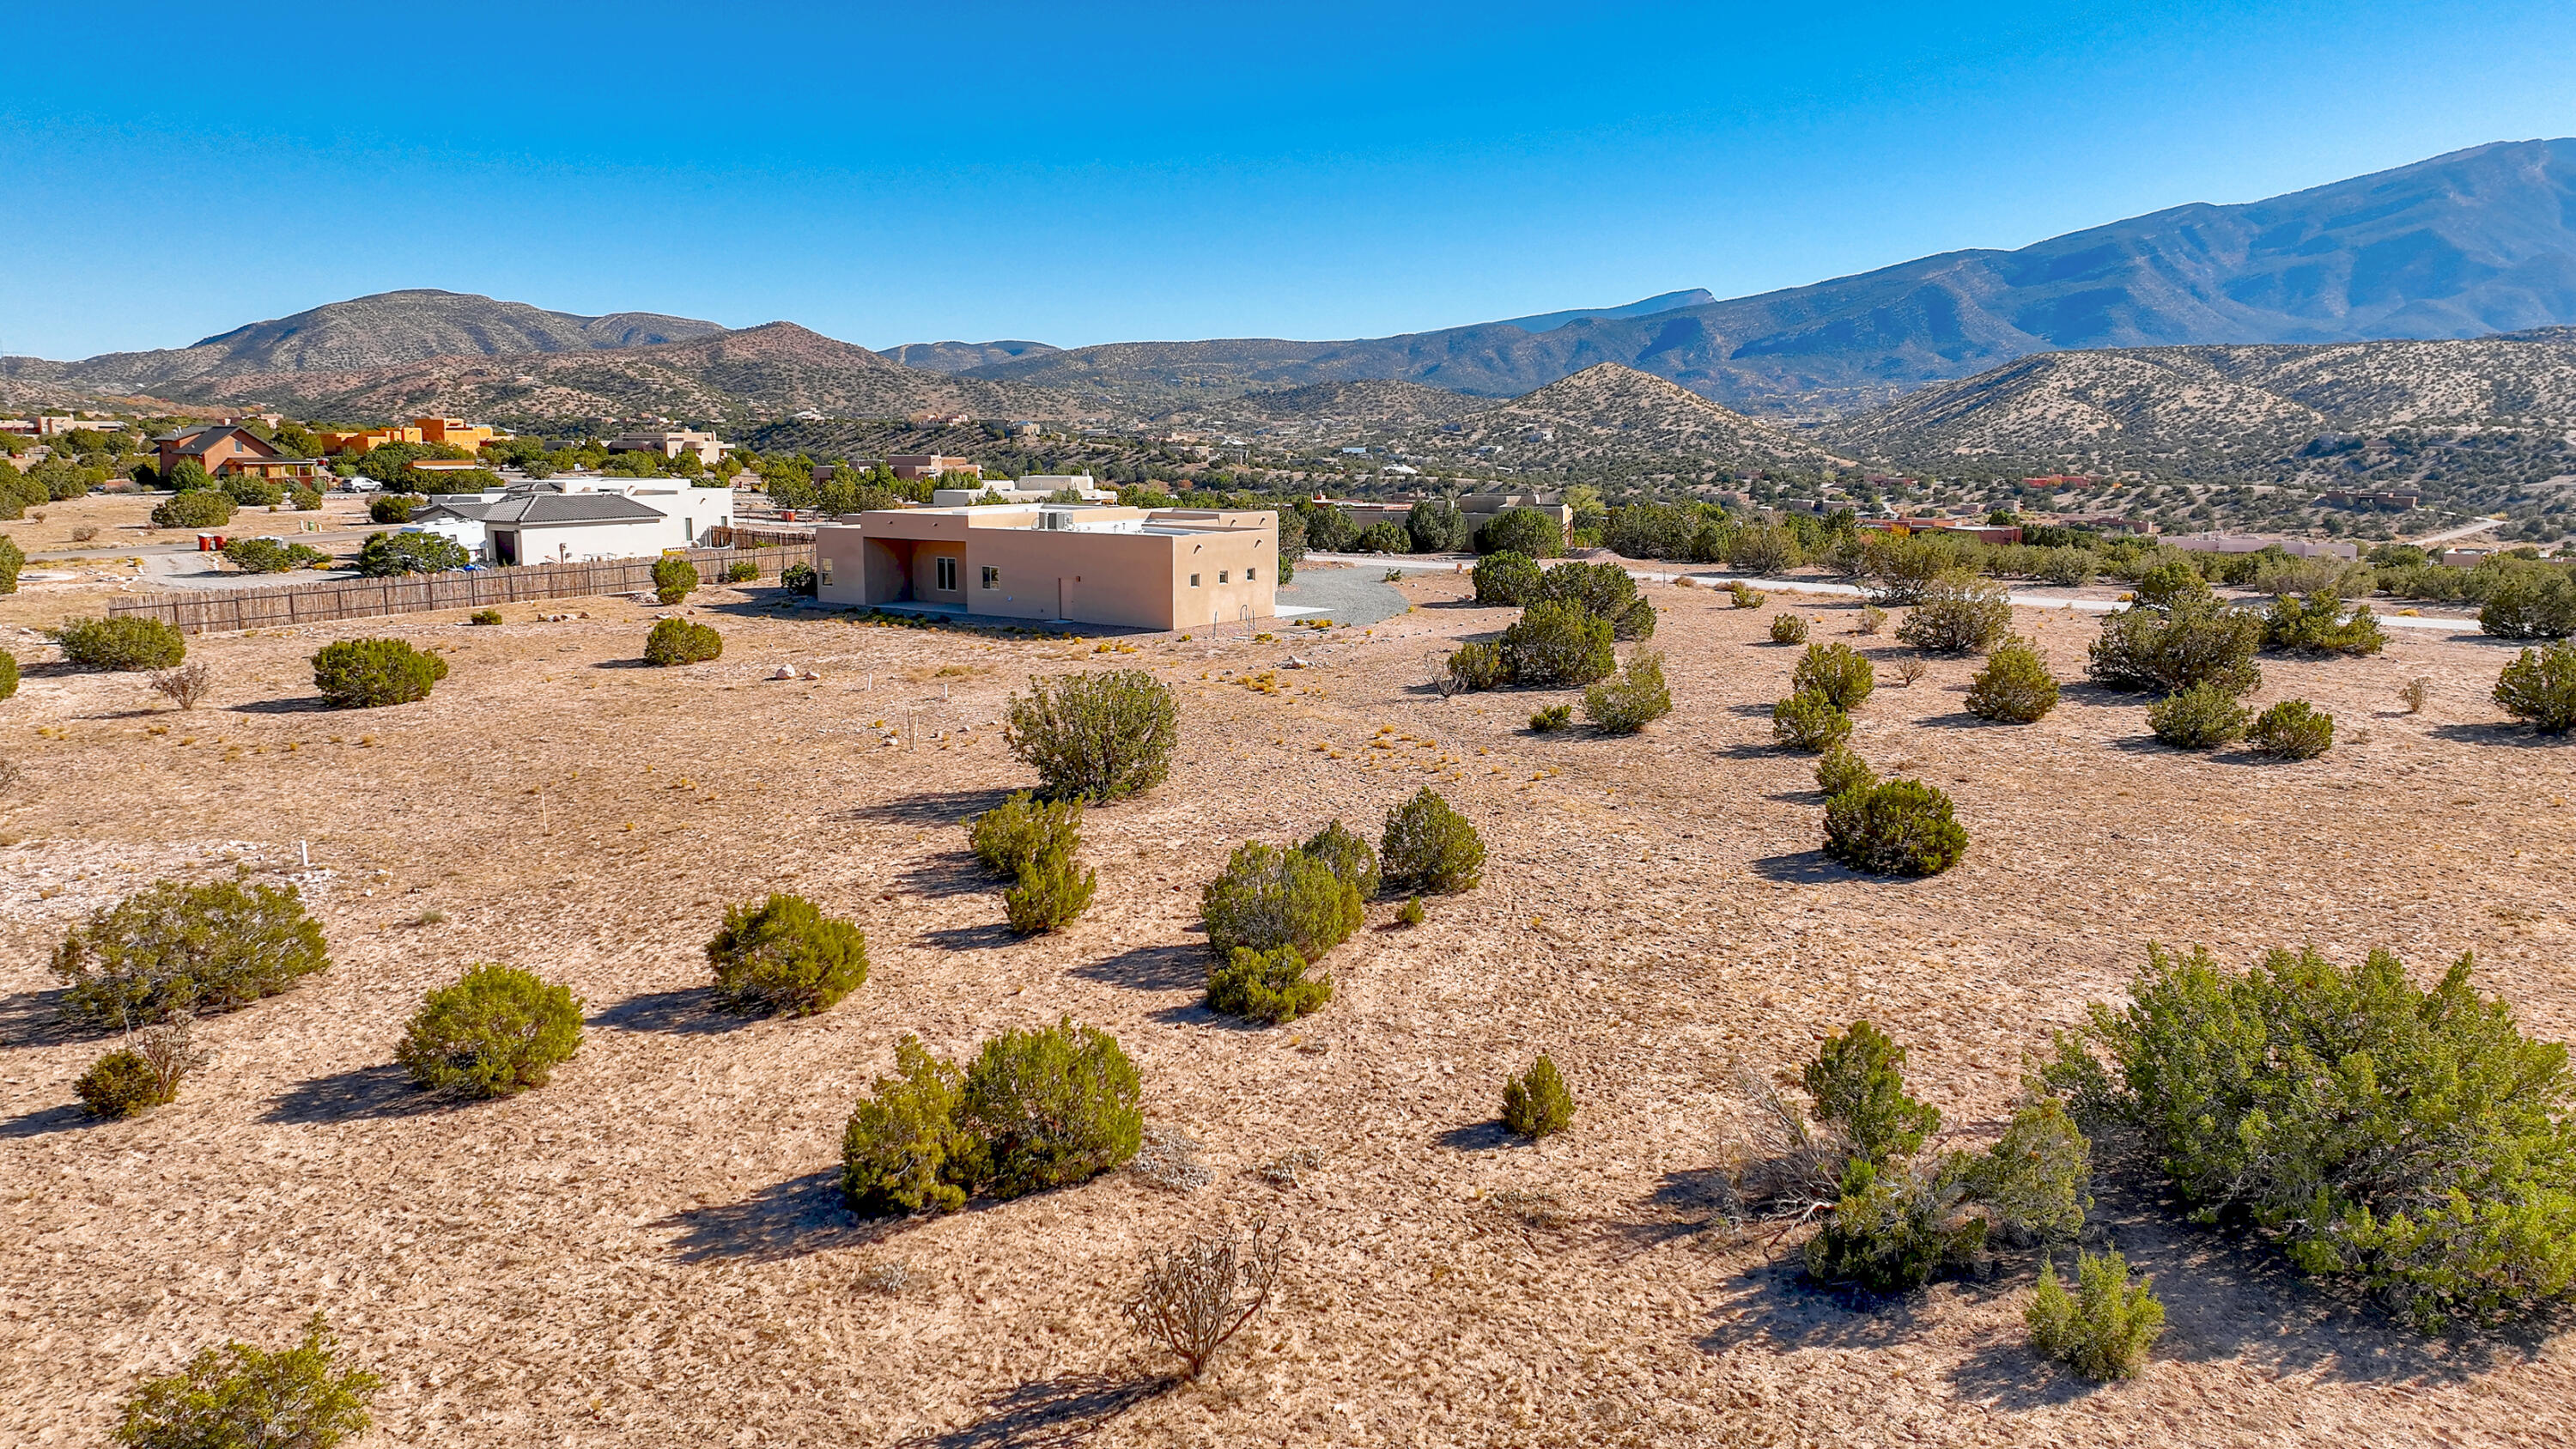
xmin=2 ymin=568 xmax=2573 ymax=1448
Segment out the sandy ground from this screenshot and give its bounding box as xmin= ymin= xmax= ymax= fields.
xmin=1 ymin=574 xmax=2572 ymax=1448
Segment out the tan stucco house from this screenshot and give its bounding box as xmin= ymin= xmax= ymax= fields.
xmin=813 ymin=503 xmax=1277 ymax=630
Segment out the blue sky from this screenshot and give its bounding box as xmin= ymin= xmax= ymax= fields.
xmin=6 ymin=1 xmax=2574 ymax=359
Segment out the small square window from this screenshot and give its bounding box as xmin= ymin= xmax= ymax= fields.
xmin=981 ymin=565 xmax=999 ymax=588
xmin=1218 ymin=569 xmax=1230 ymax=583
xmin=1189 ymin=573 xmax=1200 ymax=587
xmin=1247 ymin=566 xmax=1257 ymax=581
xmin=820 ymin=557 xmax=835 ymax=584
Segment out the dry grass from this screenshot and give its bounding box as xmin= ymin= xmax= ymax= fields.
xmin=0 ymin=579 xmax=2572 ymax=1447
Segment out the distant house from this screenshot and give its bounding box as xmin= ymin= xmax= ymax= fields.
xmin=888 ymin=454 xmax=980 ymax=480
xmin=426 ymin=475 xmax=736 ymax=564
xmin=2164 ymin=532 xmax=2358 ymax=561
xmin=814 ymin=503 xmax=1277 ymax=630
xmin=153 ymin=424 xmax=325 ymax=483
xmin=933 ymin=474 xmax=1114 ymax=505
xmin=38 ymin=415 xmax=126 ymax=436
xmin=1862 ymin=517 xmax=2023 ymax=546
xmin=311 ymin=417 xmax=505 ymax=456
xmin=603 ymin=428 xmax=726 ymax=466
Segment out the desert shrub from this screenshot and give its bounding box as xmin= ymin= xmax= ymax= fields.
xmin=2041 ymin=943 xmax=2576 ymax=1330
xmin=1206 ymin=945 xmax=1333 ymax=1023
xmin=222 ymin=537 xmax=325 ymax=573
xmin=1965 ymin=1099 xmax=2093 ymax=1245
xmin=395 ymin=963 xmax=584 ymax=1098
xmin=75 ymin=1024 xmax=204 ymax=1119
xmin=2088 ymin=598 xmax=2263 ymax=696
xmin=1476 ymin=507 xmax=1564 ymax=557
xmin=149 ymin=489 xmax=234 ymax=529
xmin=1537 ymin=559 xmax=1637 ymax=621
xmin=1726 ymin=521 xmax=1802 ymax=575
xmin=354 ymin=529 xmax=467 ymax=576
xmin=1771 ymin=690 xmax=1851 ymax=752
xmin=1770 ymin=612 xmax=1808 ymax=645
xmin=1792 ymin=642 xmax=1874 ymax=709
xmin=2477 ymin=569 xmax=2576 ymax=640
xmin=1804 ymin=1020 xmax=1941 ymax=1166
xmin=1896 ymin=572 xmax=2012 ymax=653
xmin=1200 ymin=841 xmax=1364 ymax=960
xmin=781 ymin=561 xmax=819 ymax=596
xmin=706 ymin=892 xmax=869 ymax=1015
xmin=726 ymin=560 xmax=759 ymax=583
xmin=1503 ymin=1054 xmax=1575 ymax=1138
xmin=1005 ymin=844 xmax=1097 ymax=933
xmin=1406 ymin=496 xmax=1471 ymax=552
xmin=113 ymin=1312 xmax=380 ymax=1449
xmin=1005 ymin=670 xmax=1180 ymax=801
xmin=312 ymin=636 xmax=447 ymax=707
xmin=958 ymin=1016 xmax=1145 ymax=1199
xmin=1824 ymin=777 xmax=1967 ymax=876
xmin=1726 ymin=581 xmax=1765 ymax=608
xmin=652 ymin=555 xmax=699 ymax=604
xmin=1299 ymin=819 xmax=1381 ymax=899
xmin=469 ymin=608 xmax=501 ymax=625
xmin=53 ymin=880 xmax=329 ymax=1026
xmin=220 ymin=473 xmax=283 ymax=507
xmin=2028 ymin=1249 xmax=2166 ymax=1381
xmin=1604 ymin=502 xmax=1700 ymax=560
xmin=162 ymin=460 xmax=211 ymax=491
xmin=1860 ymin=533 xmax=1958 ymax=605
xmin=2032 ymin=546 xmax=2095 ymax=587
xmin=1528 ymin=703 xmax=1571 ymax=732
xmin=1444 ymin=639 xmax=1510 ymax=691
xmin=970 ymin=791 xmax=1081 ymax=875
xmin=289 ymin=486 xmax=323 ymax=511
xmin=2246 ymin=698 xmax=2334 ymax=759
xmin=841 ymin=1035 xmax=970 ymax=1215
xmin=368 ymin=492 xmax=426 ymax=524
xmin=1815 ymin=743 xmax=1875 ymax=797
xmin=58 ymin=615 xmax=185 ymax=672
xmin=1353 ymin=521 xmax=1408 ymax=553
xmin=2494 ymin=639 xmax=2576 ymax=732
xmin=1855 ymin=604 xmax=1886 ymax=634
xmin=2263 ymin=593 xmax=2386 ymax=655
xmin=0 ymin=533 xmax=23 ymax=594
xmin=642 ymin=617 xmax=723 ymax=665
xmin=0 ymin=648 xmax=15 ymax=700
xmin=2147 ymin=680 xmax=2249 ymax=749
xmin=1472 ymin=550 xmax=1542 ymax=606
xmin=1380 ymin=787 xmax=1485 ymax=894
xmin=1498 ymin=600 xmax=1615 ymax=686
xmin=1805 ymin=1156 xmax=1985 ymax=1294
xmin=1395 ymin=895 xmax=1425 ymax=927
xmin=1582 ymin=648 xmax=1672 ymax=734
xmin=2398 ymin=675 xmax=2430 ymax=713
xmin=1965 ymin=638 xmax=2058 ymax=722
xmin=1127 ymin=1221 xmax=1285 ymax=1380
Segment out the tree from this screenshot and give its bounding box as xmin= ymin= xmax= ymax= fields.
xmin=355 ymin=530 xmax=469 ymax=576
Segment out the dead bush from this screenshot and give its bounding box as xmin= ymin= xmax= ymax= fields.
xmin=148 ymin=662 xmax=215 ymax=710
xmin=1127 ymin=1221 xmax=1286 ymax=1379
xmin=1130 ymin=1125 xmax=1212 ymax=1194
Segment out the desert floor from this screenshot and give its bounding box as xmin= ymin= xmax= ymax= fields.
xmin=2 ymin=564 xmax=2572 ymax=1447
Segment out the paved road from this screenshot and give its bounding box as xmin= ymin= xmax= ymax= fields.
xmin=2409 ymin=517 xmax=2506 ymax=547
xmin=1271 ymin=561 xmax=1411 ymax=627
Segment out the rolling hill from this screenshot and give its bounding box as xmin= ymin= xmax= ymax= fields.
xmin=1396 ymin=363 xmax=1848 ymax=477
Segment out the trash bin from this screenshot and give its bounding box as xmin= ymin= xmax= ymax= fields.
xmin=197 ymin=534 xmax=213 ymax=551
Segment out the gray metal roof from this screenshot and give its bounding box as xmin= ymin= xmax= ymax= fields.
xmin=483 ymin=493 xmax=665 ymax=526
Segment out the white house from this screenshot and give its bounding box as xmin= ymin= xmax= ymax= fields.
xmin=931 ymin=473 xmax=1115 ymax=505
xmin=416 ymin=476 xmax=736 ymax=564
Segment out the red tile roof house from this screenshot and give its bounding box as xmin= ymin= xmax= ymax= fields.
xmin=152 ymin=425 xmax=326 ymax=483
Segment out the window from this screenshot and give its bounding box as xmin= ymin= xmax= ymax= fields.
xmin=820 ymin=557 xmax=835 ymax=584
xmin=1247 ymin=566 xmax=1256 ymax=580
xmin=1218 ymin=569 xmax=1230 ymax=583
xmin=1189 ymin=573 xmax=1200 ymax=587
xmin=934 ymin=555 xmax=957 ymax=591
xmin=981 ymin=565 xmax=999 ymax=588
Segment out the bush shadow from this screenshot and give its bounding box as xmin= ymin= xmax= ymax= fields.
xmin=919 ymin=920 xmax=1020 ymax=953
xmin=260 ymin=1062 xmax=448 ymax=1123
xmin=1747 ymin=850 xmax=1852 ymax=884
xmin=592 ymin=657 xmax=658 ymax=670
xmin=1725 ymin=703 xmax=1777 ymax=718
xmin=899 ymin=849 xmax=995 ymax=899
xmin=659 ymin=1168 xmax=900 ymax=1263
xmin=1435 ymin=1120 xmax=1519 ymax=1153
xmin=1698 ymin=1257 xmax=1943 ymax=1355
xmin=2429 ymin=722 xmax=2566 ymax=748
xmin=891 ymin=1369 xmax=1177 ymax=1449
xmin=231 ymin=697 xmax=335 ymax=714
xmin=590 ymin=989 xmax=755 ymax=1037
xmin=849 ymin=787 xmax=1023 ymax=827
xmin=0 ymin=988 xmax=93 ymax=1050
xmin=1946 ymin=1341 xmax=2098 ymax=1410
xmin=1069 ymin=942 xmax=1204 ymax=992
xmin=0 ymin=1102 xmax=108 ymax=1139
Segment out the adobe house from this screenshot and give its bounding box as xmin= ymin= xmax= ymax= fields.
xmin=153 ymin=424 xmax=324 ymax=483
xmin=813 ymin=503 xmax=1277 ymax=630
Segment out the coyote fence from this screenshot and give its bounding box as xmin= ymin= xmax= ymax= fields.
xmin=106 ymin=545 xmax=817 ymax=635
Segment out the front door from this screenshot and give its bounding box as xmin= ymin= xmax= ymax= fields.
xmin=1057 ymin=577 xmax=1071 ymax=621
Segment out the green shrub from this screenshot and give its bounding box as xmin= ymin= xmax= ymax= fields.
xmin=113 ymin=1312 xmax=380 ymax=1449
xmin=2246 ymin=698 xmax=2333 ymax=759
xmin=1804 ymin=1020 xmax=1941 ymax=1165
xmin=76 ymin=1048 xmax=169 ymax=1119
xmin=368 ymin=493 xmax=425 ymax=524
xmin=1444 ymin=639 xmax=1510 ymax=692
xmin=970 ymin=791 xmax=1081 ymax=875
xmin=1005 ymin=669 xmax=1181 ymax=801
xmin=149 ymin=490 xmax=234 ymax=529
xmin=1380 ymin=787 xmax=1485 ymax=894
xmin=221 ymin=473 xmax=283 ymax=507
xmin=469 ymin=608 xmax=501 ymax=625
xmin=395 ymin=963 xmax=584 ymax=1098
xmin=2147 ymin=680 xmax=2249 ymax=749
xmin=2042 ymin=942 xmax=2576 ymax=1330
xmin=1201 ymin=841 xmax=1364 ymax=960
xmin=1475 ymin=507 xmax=1564 ymax=557
xmin=1815 ymin=743 xmax=1874 ymax=796
xmin=642 ymin=617 xmax=723 ymax=665
xmin=652 ymin=555 xmax=700 ymax=604
xmin=1472 ymin=551 xmax=1542 ymax=605
xmin=1005 ymin=844 xmax=1097 ymax=933
xmin=1896 ymin=572 xmax=2012 ymax=653
xmin=0 ymin=533 xmax=23 ymax=594
xmin=1770 ymin=612 xmax=1808 ymax=645
xmin=1805 ymin=1157 xmax=1985 ymax=1294
xmin=2131 ymin=559 xmax=2211 ymax=609
xmin=1771 ymin=690 xmax=1851 ymax=752
xmin=1965 ymin=637 xmax=2058 ymax=722
xmin=2264 ymin=593 xmax=2387 ymax=655
xmin=957 ymin=1016 xmax=1144 ymax=1199
xmin=53 ymin=880 xmax=329 ymax=1026
xmin=2032 ymin=546 xmax=2095 ymax=587
xmin=1582 ymin=648 xmax=1672 ymax=734
xmin=2089 ymin=597 xmax=2263 ymax=695
xmin=1725 ymin=521 xmax=1802 ymax=575
xmin=2495 ymin=639 xmax=2576 ymax=732
xmin=1859 ymin=533 xmax=1959 ymax=605
xmin=1498 ymin=600 xmax=1615 ymax=686
xmin=706 ymin=892 xmax=869 ymax=1015
xmin=1727 ymin=581 xmax=1765 ymax=608
xmin=781 ymin=561 xmax=819 ymax=596
xmin=58 ymin=616 xmax=185 ymax=671
xmin=1300 ymin=819 xmax=1381 ymax=899
xmin=841 ymin=1035 xmax=970 ymax=1215
xmin=1503 ymin=1054 xmax=1575 ymax=1138
xmin=1206 ymin=945 xmax=1333 ymax=1024
xmin=1855 ymin=603 xmax=1886 ymax=634
xmin=162 ymin=460 xmax=212 ymax=491
xmin=1792 ymin=642 xmax=1874 ymax=709
xmin=1396 ymin=895 xmax=1425 ymax=927
xmin=354 ymin=529 xmax=468 ymax=576
xmin=1965 ymin=1099 xmax=2093 ymax=1244
xmin=222 ymin=537 xmax=325 ymax=573
xmin=1354 ymin=521 xmax=1408 ymax=553
xmin=311 ymin=636 xmax=447 ymax=707
xmin=1528 ymin=703 xmax=1571 ymax=732
xmin=2478 ymin=569 xmax=2576 ymax=640
xmin=289 ymin=485 xmax=324 ymax=511
xmin=2027 ymin=1250 xmax=2166 ymax=1381
xmin=1410 ymin=499 xmax=1472 ymax=554
xmin=1536 ymin=559 xmax=1637 ymax=619
xmin=1825 ymin=777 xmax=1967 ymax=876
xmin=726 ymin=560 xmax=759 ymax=583
xmin=0 ymin=648 xmax=15 ymax=700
